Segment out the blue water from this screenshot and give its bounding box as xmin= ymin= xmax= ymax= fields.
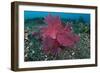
xmin=24 ymin=11 xmax=90 ymax=23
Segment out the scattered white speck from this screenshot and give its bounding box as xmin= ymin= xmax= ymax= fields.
xmin=72 ymin=52 xmax=75 ymax=55
xmin=32 ymin=50 xmax=35 ymax=54
xmin=45 ymin=55 xmax=47 ymax=57
xmin=26 ymin=46 xmax=29 ymax=50
xmin=78 ymin=33 xmax=81 ymax=36
xmin=25 ymin=54 xmax=27 ymax=57
xmin=39 ymin=48 xmax=42 ymax=50
xmin=30 ymin=42 xmax=33 ymax=46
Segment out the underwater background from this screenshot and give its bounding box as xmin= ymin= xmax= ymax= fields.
xmin=24 ymin=11 xmax=90 ymax=61
xmin=24 ymin=11 xmax=90 ymax=23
